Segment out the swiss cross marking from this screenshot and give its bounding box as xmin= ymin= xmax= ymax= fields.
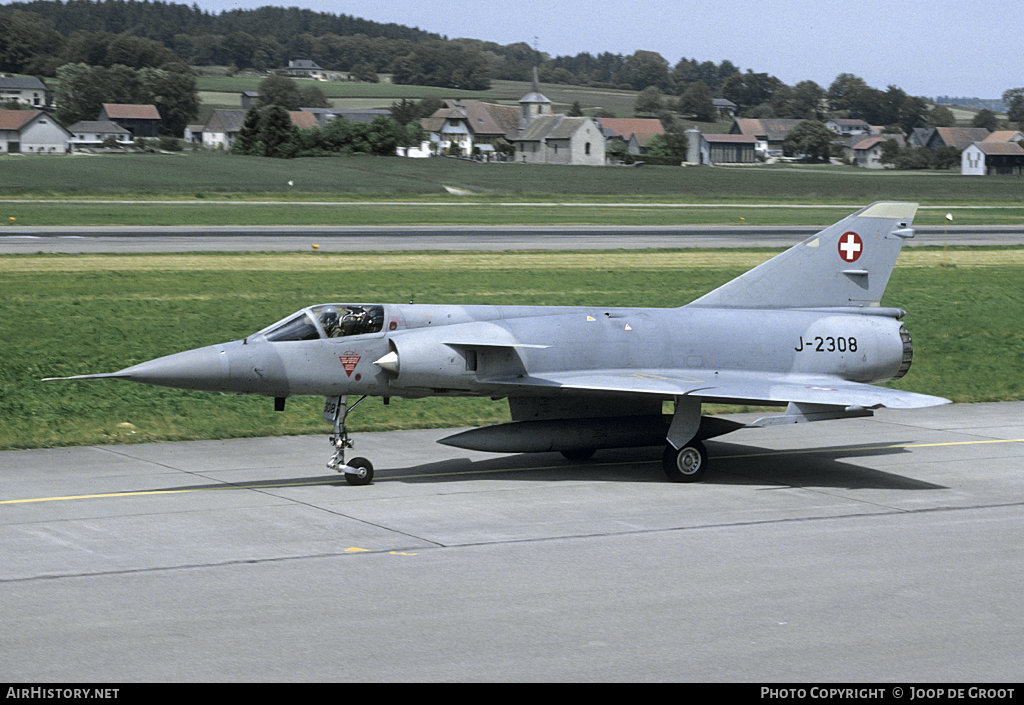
xmin=339 ymin=352 xmax=360 ymax=377
xmin=838 ymin=231 xmax=863 ymax=262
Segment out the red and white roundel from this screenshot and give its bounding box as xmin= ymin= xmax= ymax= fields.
xmin=838 ymin=231 xmax=863 ymax=262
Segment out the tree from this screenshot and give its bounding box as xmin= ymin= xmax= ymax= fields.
xmin=634 ymin=86 xmax=664 ymax=116
xmin=971 ymin=108 xmax=999 ymax=131
xmin=928 ymin=105 xmax=957 ymax=128
xmin=139 ymin=66 xmax=199 ymax=136
xmin=54 ymin=63 xmax=144 ymax=125
xmin=723 ymin=70 xmax=785 ymax=113
xmin=783 ymin=120 xmax=834 ymax=161
xmin=677 ymin=81 xmax=715 ymax=122
xmin=298 ymin=84 xmax=330 ymax=109
xmin=880 ymin=138 xmax=902 ymax=165
xmin=645 ymin=131 xmax=688 ymax=159
xmin=897 ymin=95 xmax=930 ymax=134
xmin=391 ymin=41 xmax=491 ymax=90
xmin=1003 ymin=87 xmax=1024 ymax=128
xmin=786 ymin=80 xmax=826 ymax=120
xmin=827 ymin=73 xmax=870 ymax=114
xmin=232 ymin=104 xmax=300 ymax=158
xmin=255 ymin=74 xmax=304 ymax=110
xmin=0 ymin=9 xmax=63 ymax=74
xmin=616 ymin=50 xmax=671 ymax=92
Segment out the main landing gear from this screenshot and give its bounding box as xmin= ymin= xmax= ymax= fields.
xmin=662 ymin=440 xmax=708 ymax=483
xmin=326 ymin=395 xmax=374 ymax=486
xmin=662 ymin=396 xmax=708 ymax=482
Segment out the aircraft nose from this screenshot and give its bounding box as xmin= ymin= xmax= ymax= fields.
xmin=115 ymin=344 xmax=231 ymax=392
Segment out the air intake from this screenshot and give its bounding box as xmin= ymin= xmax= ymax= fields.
xmin=893 ymin=325 xmax=914 ymax=379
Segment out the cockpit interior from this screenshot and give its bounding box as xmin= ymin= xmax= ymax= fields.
xmin=259 ymin=304 xmax=385 ymax=342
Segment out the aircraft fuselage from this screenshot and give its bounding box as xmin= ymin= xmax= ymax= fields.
xmin=119 ymin=303 xmax=913 ymax=402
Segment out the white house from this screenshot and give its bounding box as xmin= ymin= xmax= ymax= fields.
xmin=825 ymin=118 xmax=872 ymax=136
xmin=67 ymin=120 xmax=132 ymax=149
xmin=202 ymin=109 xmax=246 ymax=150
xmin=282 ymin=60 xmax=327 ymax=81
xmin=0 ymin=77 xmax=47 ymax=108
xmin=0 ymin=110 xmax=71 ymax=153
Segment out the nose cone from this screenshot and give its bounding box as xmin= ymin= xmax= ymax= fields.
xmin=116 ymin=344 xmax=231 ymax=392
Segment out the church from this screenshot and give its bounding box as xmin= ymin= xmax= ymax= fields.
xmin=422 ymin=70 xmax=606 ymax=166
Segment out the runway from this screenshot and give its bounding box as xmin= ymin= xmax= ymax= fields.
xmin=3 ymin=224 xmax=1023 ymax=253
xmin=3 ymin=402 xmax=1023 ymax=681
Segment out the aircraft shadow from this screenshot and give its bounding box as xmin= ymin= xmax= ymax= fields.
xmin=141 ymin=439 xmax=945 ymax=494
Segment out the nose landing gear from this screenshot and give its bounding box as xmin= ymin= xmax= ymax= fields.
xmin=325 ymin=395 xmax=374 ymax=486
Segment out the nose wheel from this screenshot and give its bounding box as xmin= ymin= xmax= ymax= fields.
xmin=325 ymin=395 xmax=374 ymax=485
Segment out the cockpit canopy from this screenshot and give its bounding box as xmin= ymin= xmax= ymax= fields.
xmin=258 ymin=304 xmax=385 ymax=342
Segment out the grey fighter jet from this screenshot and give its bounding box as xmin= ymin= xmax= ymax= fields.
xmin=46 ymin=202 xmax=949 ymax=485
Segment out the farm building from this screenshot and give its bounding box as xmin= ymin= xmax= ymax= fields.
xmin=0 ymin=109 xmax=71 ymax=153
xmin=962 ymin=141 xmax=1024 ymax=176
xmin=730 ymin=118 xmax=801 ymax=157
xmin=918 ymin=127 xmax=991 ymax=151
xmin=99 ymin=103 xmax=161 ymax=138
xmin=687 ymin=131 xmax=758 ymax=164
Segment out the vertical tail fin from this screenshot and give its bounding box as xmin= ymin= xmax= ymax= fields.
xmin=686 ymin=202 xmax=918 ymax=309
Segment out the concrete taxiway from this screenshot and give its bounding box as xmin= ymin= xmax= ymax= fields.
xmin=2 ymin=402 xmax=1022 ymax=681
xmin=3 ymin=224 xmax=1023 ymax=253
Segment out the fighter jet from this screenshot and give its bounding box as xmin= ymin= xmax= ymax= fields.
xmin=46 ymin=202 xmax=948 ymax=485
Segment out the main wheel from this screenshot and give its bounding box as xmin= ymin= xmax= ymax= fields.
xmin=344 ymin=457 xmax=374 ymax=486
xmin=662 ymin=441 xmax=708 ymax=483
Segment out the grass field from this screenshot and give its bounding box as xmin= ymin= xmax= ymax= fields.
xmin=3 ymin=152 xmax=1024 ymax=229
xmin=2 ymin=247 xmax=1022 ymax=450
xmin=196 ymin=75 xmax=655 ymax=122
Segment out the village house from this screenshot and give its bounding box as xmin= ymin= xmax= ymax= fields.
xmin=420 ymin=100 xmax=519 ymax=157
xmin=844 ymin=134 xmax=905 ymax=169
xmin=596 ymin=118 xmax=665 ymax=156
xmin=712 ymin=98 xmax=737 ymax=118
xmin=825 ymin=118 xmax=873 ymax=136
xmin=200 ymin=108 xmax=320 ymax=150
xmin=67 ymin=120 xmax=132 ymax=149
xmin=202 ymin=109 xmax=246 ymax=149
xmin=983 ymin=131 xmax=1024 ymax=144
xmin=0 ymin=109 xmax=71 ymax=153
xmin=281 ymin=59 xmax=327 ymax=81
xmin=0 ymin=76 xmax=48 ymax=108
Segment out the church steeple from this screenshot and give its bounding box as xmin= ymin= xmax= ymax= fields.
xmin=519 ymin=67 xmax=552 ymax=128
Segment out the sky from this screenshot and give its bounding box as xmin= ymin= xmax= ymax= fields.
xmin=204 ymin=0 xmax=1018 ymax=98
